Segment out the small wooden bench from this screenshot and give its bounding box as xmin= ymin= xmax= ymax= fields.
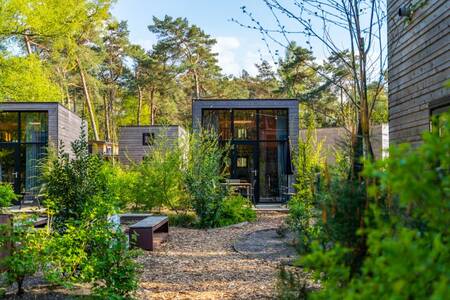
xmin=128 ymin=216 xmax=169 ymax=251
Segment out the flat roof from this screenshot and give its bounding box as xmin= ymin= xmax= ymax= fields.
xmin=193 ymin=98 xmax=298 ymax=101
xmin=0 ymin=101 xmax=73 ymax=111
xmin=119 ymin=125 xmax=183 ymax=128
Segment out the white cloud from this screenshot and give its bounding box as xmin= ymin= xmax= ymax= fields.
xmin=212 ymin=36 xmax=242 ymax=76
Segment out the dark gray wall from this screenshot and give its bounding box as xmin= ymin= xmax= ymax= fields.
xmin=118 ymin=126 xmax=187 ymax=165
xmin=388 ymin=0 xmax=449 ymax=146
xmin=192 ymin=99 xmax=299 ymax=150
xmin=0 ymin=102 xmax=83 ymax=157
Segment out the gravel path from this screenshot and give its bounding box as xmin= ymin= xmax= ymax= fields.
xmin=136 ymin=212 xmax=290 ymax=300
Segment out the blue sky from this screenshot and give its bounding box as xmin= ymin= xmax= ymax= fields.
xmin=111 ymin=1 xmax=386 ymax=78
xmin=111 ymin=0 xmax=290 ymax=76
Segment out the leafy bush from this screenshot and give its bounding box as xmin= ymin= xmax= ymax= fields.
xmin=39 ymin=128 xmax=141 ymax=298
xmin=168 ymin=212 xmax=197 ymax=227
xmin=0 ymin=215 xmax=45 ymax=295
xmin=288 ymin=118 xmax=324 ymax=253
xmin=184 ymin=131 xmax=229 ymax=228
xmin=132 ymin=136 xmax=187 ymax=212
xmin=0 ymin=183 xmax=16 ymax=209
xmin=296 ymin=113 xmax=450 ymax=299
xmin=101 ymin=162 xmax=139 ymax=211
xmin=216 ymin=195 xmax=256 ymax=227
xmin=90 ymin=224 xmax=141 ymax=299
xmin=42 ymin=128 xmax=116 ymax=230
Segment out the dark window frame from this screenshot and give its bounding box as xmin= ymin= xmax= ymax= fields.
xmin=142 ymin=132 xmax=155 ymax=145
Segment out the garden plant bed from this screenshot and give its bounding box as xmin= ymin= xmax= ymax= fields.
xmin=136 ymin=211 xmax=302 ymax=300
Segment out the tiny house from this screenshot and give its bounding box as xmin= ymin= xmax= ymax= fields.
xmin=118 ymin=125 xmax=187 ymax=165
xmin=0 ymin=102 xmax=83 ymax=195
xmin=192 ymin=99 xmax=299 ymax=204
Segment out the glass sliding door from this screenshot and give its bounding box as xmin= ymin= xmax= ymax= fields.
xmin=0 ymin=145 xmax=19 ymax=192
xmin=0 ymin=112 xmax=19 ymax=142
xmin=259 ymin=141 xmax=289 ymax=203
xmin=0 ymin=111 xmax=48 ymax=195
xmin=231 ymin=143 xmax=258 ymax=200
xmin=233 ymin=110 xmax=257 ymax=140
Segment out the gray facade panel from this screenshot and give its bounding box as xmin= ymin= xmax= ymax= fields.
xmin=118 ymin=126 xmax=186 ymax=165
xmin=387 ymin=0 xmax=450 ymax=144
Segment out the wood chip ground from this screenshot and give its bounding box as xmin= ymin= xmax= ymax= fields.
xmin=136 ymin=212 xmax=288 ymax=300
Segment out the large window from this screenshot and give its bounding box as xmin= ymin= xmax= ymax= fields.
xmin=202 ymin=109 xmax=232 ymax=140
xmin=233 ymin=110 xmax=257 ymax=140
xmin=258 ymin=110 xmax=288 ymax=140
xmin=0 ymin=111 xmax=48 ymax=194
xmin=0 ymin=112 xmax=19 ymax=142
xmin=202 ymin=108 xmax=288 ymax=141
xmin=202 ymin=108 xmax=291 ymax=203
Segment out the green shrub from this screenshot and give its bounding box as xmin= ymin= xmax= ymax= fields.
xmin=297 ymin=113 xmax=450 ymax=299
xmin=40 ymin=128 xmax=141 ymax=298
xmin=168 ymin=212 xmax=197 ymax=227
xmin=90 ymin=225 xmax=141 ymax=299
xmin=287 ymin=117 xmax=324 ymax=253
xmin=0 ymin=215 xmax=45 ymax=295
xmin=42 ymin=128 xmax=116 ymax=230
xmin=132 ymin=136 xmax=187 ymax=212
xmin=216 ymin=195 xmax=256 ymax=227
xmin=184 ymin=131 xmax=229 ymax=228
xmin=101 ymin=162 xmax=139 ymax=211
xmin=0 ymin=183 xmax=16 ymax=209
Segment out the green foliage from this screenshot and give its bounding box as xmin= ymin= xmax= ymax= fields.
xmin=288 ymin=117 xmax=324 ymax=253
xmin=0 ymin=215 xmax=45 ymax=295
xmin=216 ymin=195 xmax=256 ymax=227
xmin=90 ymin=225 xmax=141 ymax=299
xmin=39 ymin=129 xmax=141 ymax=298
xmin=295 ymin=113 xmax=450 ymax=299
xmin=42 ymin=127 xmax=116 ymax=230
xmin=277 ymin=266 xmax=310 ymax=300
xmin=184 ymin=131 xmax=229 ymax=228
xmin=0 ymin=54 xmax=62 ymax=102
xmin=168 ymin=212 xmax=197 ymax=228
xmin=0 ymin=183 xmax=16 ymax=209
xmin=132 ymin=135 xmax=187 ymax=212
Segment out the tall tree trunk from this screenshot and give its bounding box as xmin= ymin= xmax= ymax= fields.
xmin=107 ymin=87 xmax=115 ymax=142
xmin=358 ymin=39 xmax=374 ymax=160
xmin=150 ymin=89 xmax=155 ymax=125
xmin=104 ymin=95 xmax=110 ymax=142
xmin=23 ymin=35 xmax=32 ymax=55
xmin=76 ymin=58 xmax=100 ymax=141
xmin=193 ymin=69 xmax=200 ymax=99
xmin=137 ymin=86 xmax=143 ymax=125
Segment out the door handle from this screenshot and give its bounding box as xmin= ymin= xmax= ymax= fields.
xmin=12 ymin=172 xmax=18 ymax=178
xmin=252 ymin=170 xmax=258 ymax=176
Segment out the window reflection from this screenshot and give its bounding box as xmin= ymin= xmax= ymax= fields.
xmin=0 ymin=112 xmax=19 ymax=142
xmin=21 ymin=112 xmax=48 ymax=143
xmin=233 ymin=110 xmax=256 ymax=140
xmin=259 ymin=110 xmax=288 ymax=140
xmin=202 ymin=110 xmax=231 ymax=140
